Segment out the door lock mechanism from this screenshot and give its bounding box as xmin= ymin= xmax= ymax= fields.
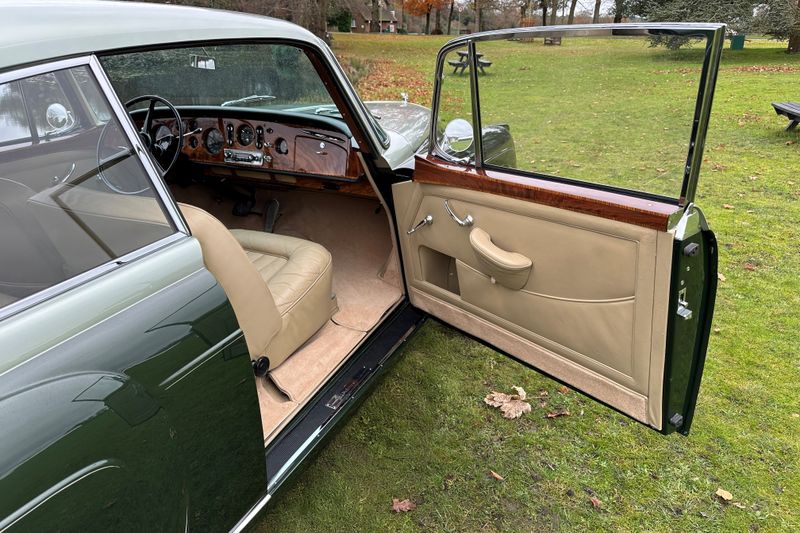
xmin=676 ymin=288 xmax=693 ymax=321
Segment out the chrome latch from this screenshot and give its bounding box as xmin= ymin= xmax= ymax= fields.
xmin=676 ymin=288 xmax=692 ymax=321
xmin=444 ymin=199 xmax=474 ymax=227
xmin=407 ymin=215 xmax=433 ymax=235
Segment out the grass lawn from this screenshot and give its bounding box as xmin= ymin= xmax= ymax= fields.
xmin=259 ymin=33 xmax=800 ymax=531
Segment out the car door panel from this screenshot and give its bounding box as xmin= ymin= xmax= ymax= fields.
xmin=394 ymin=178 xmax=673 ymax=428
xmin=0 ymin=237 xmax=267 ymax=531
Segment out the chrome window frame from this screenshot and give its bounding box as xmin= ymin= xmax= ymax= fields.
xmin=428 ymin=23 xmax=726 ymax=206
xmin=0 ymin=55 xmax=190 ymax=322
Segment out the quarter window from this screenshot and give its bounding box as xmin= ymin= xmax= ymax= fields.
xmin=0 ymin=65 xmax=176 ymax=311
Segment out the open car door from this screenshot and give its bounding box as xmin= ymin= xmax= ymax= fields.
xmin=393 ymin=24 xmax=724 ymax=435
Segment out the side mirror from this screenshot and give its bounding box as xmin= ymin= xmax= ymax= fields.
xmin=443 ymin=118 xmax=474 ymax=153
xmin=45 ymin=103 xmax=72 ymax=132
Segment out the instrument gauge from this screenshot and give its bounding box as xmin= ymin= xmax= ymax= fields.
xmin=204 ymin=128 xmax=224 ymax=155
xmin=237 ymin=124 xmax=255 ymax=146
xmin=276 ymin=137 xmax=289 ymax=155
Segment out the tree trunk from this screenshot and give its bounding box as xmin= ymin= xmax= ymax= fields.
xmin=425 ymin=7 xmax=431 ymax=34
xmin=520 ymin=0 xmax=529 ymax=23
xmin=434 ymin=7 xmax=442 ymax=33
xmin=592 ymin=0 xmax=601 ymax=23
xmin=567 ymin=0 xmax=577 ymax=24
xmin=613 ymin=0 xmax=623 ymax=23
xmin=790 ymin=0 xmax=800 ymax=53
xmin=549 ymin=0 xmax=556 ymax=25
xmin=447 ymin=0 xmax=454 ymax=35
xmin=370 ymin=0 xmax=380 ymax=33
xmin=475 ymin=2 xmax=482 ymax=32
xmin=541 ymin=0 xmax=548 ymax=26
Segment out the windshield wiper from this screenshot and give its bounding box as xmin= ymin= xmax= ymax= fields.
xmin=221 ymin=94 xmax=276 ymax=107
xmin=313 ymin=106 xmax=342 ymax=117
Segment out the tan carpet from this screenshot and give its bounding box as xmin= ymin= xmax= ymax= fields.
xmin=171 ymin=183 xmax=403 ymax=442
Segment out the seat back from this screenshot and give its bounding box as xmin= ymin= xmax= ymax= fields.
xmin=179 ymin=203 xmax=281 ymax=361
xmin=0 ymin=178 xmax=66 ymax=299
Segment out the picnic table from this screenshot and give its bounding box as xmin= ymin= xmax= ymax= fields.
xmin=772 ymin=102 xmax=800 ymax=131
xmin=447 ymin=50 xmax=493 ymax=75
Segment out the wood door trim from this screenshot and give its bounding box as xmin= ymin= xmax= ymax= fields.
xmin=414 ymin=155 xmax=679 ymax=232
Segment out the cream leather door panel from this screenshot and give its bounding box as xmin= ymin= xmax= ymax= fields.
xmin=393 ymin=181 xmax=674 ymax=429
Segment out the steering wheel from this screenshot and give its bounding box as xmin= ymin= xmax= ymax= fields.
xmin=125 ymin=95 xmax=184 ymax=176
xmin=96 ymin=95 xmax=184 ymax=195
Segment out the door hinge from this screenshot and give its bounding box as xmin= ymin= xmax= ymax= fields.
xmin=676 ymin=288 xmax=693 ymax=321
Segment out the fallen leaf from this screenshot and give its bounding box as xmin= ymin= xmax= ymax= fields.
xmin=718 ymin=273 xmax=727 ymax=282
xmin=546 ymin=409 xmax=571 ymax=419
xmin=590 ymin=496 xmax=602 ymax=508
xmin=732 ymin=502 xmax=746 ymax=509
xmin=489 ymin=470 xmax=505 ymax=481
xmin=484 ymin=386 xmax=532 ymax=419
xmin=791 ymin=413 xmax=799 ymax=418
xmin=744 ymin=263 xmax=757 ymax=271
xmin=557 ymin=385 xmax=570 ymax=394
xmin=715 ymin=488 xmax=733 ymax=502
xmin=722 ymin=204 xmax=735 ymax=209
xmin=748 ymin=175 xmax=758 ymax=181
xmin=391 ymin=498 xmax=416 ymax=513
xmin=786 ymin=140 xmax=796 ymax=145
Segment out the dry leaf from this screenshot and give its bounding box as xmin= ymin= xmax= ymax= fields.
xmin=722 ymin=204 xmax=735 ymax=209
xmin=391 ymin=498 xmax=417 ymax=513
xmin=717 ymin=273 xmax=726 ymax=282
xmin=732 ymin=502 xmax=746 ymax=509
xmin=744 ymin=263 xmax=757 ymax=271
xmin=489 ymin=470 xmax=505 ymax=481
xmin=557 ymin=385 xmax=570 ymax=394
xmin=546 ymin=409 xmax=571 ymax=419
xmin=715 ymin=488 xmax=733 ymax=502
xmin=590 ymin=496 xmax=602 ymax=508
xmin=484 ymin=386 xmax=532 ymax=419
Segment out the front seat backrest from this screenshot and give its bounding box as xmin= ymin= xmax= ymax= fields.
xmin=179 ymin=203 xmax=281 ymax=362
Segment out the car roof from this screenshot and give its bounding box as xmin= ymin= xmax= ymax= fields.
xmin=0 ymin=0 xmax=320 ymax=72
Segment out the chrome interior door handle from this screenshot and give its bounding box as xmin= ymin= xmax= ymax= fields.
xmin=407 ymin=215 xmax=433 ymax=235
xmin=444 ymin=200 xmax=474 ymax=226
xmin=52 ymin=162 xmax=76 ymax=185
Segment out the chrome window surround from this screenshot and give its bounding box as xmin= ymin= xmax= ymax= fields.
xmin=428 ymin=23 xmax=726 ymax=207
xmin=0 ymin=55 xmax=190 ymax=322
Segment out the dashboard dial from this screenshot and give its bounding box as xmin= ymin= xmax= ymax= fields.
xmin=204 ymin=128 xmax=224 ymax=155
xmin=237 ymin=124 xmax=255 ymax=146
xmin=276 ymin=137 xmax=289 ymax=155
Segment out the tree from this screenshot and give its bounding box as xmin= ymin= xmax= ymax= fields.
xmin=447 ymin=0 xmax=455 ymax=34
xmin=634 ymin=0 xmax=755 ymax=49
xmin=370 ymin=0 xmax=381 ymax=32
xmin=753 ymin=0 xmax=800 ymax=53
xmin=406 ymin=0 xmax=449 ymax=33
xmin=592 ymin=0 xmax=601 ymax=23
xmin=567 ymin=0 xmax=578 ymax=23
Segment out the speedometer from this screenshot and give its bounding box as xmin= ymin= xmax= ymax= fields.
xmin=204 ymin=128 xmax=224 ymax=155
xmin=237 ymin=124 xmax=255 ymax=146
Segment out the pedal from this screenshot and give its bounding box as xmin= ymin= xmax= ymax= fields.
xmin=264 ymin=198 xmax=280 ymax=233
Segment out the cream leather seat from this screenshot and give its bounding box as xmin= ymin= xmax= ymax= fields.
xmin=179 ymin=203 xmax=336 ymax=371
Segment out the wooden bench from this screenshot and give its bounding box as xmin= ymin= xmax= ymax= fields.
xmin=772 ymin=102 xmax=800 ymax=131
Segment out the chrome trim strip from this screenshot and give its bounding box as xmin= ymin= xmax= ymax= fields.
xmin=229 ymin=493 xmax=272 ymax=533
xmin=0 ymin=232 xmax=186 ymax=322
xmin=161 ymin=328 xmax=244 ymax=390
xmin=468 ymin=41 xmax=483 ymax=168
xmin=0 ymin=56 xmax=92 ymax=85
xmin=0 ymin=460 xmax=121 ymax=532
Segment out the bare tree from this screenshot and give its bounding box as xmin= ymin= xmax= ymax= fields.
xmin=592 ymin=0 xmax=601 ymax=23
xmin=370 ymin=0 xmax=381 ymax=32
xmin=567 ymin=0 xmax=577 ymax=23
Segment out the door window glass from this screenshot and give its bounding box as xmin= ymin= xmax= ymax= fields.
xmin=0 ymin=82 xmax=31 ymax=145
xmin=435 ymin=46 xmax=475 ymax=164
xmin=0 ymin=65 xmax=176 ymax=311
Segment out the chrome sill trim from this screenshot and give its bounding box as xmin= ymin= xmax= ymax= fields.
xmin=229 ymin=493 xmax=272 ymax=533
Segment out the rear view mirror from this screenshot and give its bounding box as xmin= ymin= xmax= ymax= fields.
xmin=190 ymin=54 xmax=216 ymax=70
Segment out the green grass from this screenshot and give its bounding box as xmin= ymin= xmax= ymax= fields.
xmin=258 ymin=34 xmax=800 ymax=531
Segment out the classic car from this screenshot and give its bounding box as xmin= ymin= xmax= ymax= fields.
xmin=0 ymin=2 xmax=723 ymax=530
